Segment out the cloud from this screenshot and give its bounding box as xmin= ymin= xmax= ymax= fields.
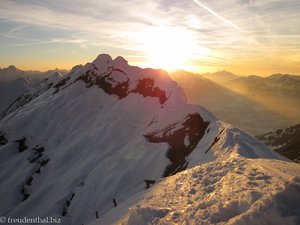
xmin=0 ymin=1 xmax=156 ymax=48
xmin=0 ymin=0 xmax=299 ymax=74
xmin=192 ymin=0 xmax=246 ymax=32
xmin=237 ymin=0 xmax=255 ymax=5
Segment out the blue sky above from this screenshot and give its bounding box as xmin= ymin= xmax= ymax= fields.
xmin=0 ymin=0 xmax=299 ymax=75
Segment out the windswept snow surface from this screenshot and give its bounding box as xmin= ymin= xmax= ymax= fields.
xmin=0 ymin=54 xmax=297 ymax=225
xmin=94 ymin=157 xmax=300 ymax=225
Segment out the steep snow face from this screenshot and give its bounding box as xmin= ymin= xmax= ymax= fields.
xmin=99 ymin=157 xmax=300 ymax=225
xmin=0 ymin=54 xmax=287 ymax=225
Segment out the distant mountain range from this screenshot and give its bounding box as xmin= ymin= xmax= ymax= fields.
xmin=227 ymin=73 xmax=300 ymax=97
xmin=170 ymin=70 xmax=300 ymax=135
xmin=0 ymin=65 xmax=68 ymax=81
xmin=200 ymin=70 xmax=241 ymax=83
xmin=257 ymin=124 xmax=300 ymax=163
xmin=225 ymin=73 xmax=300 ymax=126
xmin=0 ymin=66 xmax=67 ymax=114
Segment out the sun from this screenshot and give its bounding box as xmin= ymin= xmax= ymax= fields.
xmin=135 ymin=26 xmax=196 ymax=71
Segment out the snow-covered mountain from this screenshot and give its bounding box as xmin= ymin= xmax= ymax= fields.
xmin=0 ymin=66 xmax=66 ymax=114
xmin=0 ymin=54 xmax=299 ymax=225
xmin=257 ymin=124 xmax=300 ymax=163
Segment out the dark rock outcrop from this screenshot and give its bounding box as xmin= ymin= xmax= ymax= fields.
xmin=257 ymin=124 xmax=300 ymax=163
xmin=75 ymin=68 xmax=167 ymax=105
xmin=145 ymin=114 xmax=210 ymax=176
xmin=0 ymin=132 xmax=7 ymax=145
xmin=15 ymin=137 xmax=28 ymax=153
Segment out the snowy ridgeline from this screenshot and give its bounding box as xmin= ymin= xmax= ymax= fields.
xmin=0 ymin=54 xmax=299 ymax=225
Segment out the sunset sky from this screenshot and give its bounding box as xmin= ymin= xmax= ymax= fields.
xmin=0 ymin=0 xmax=299 ymax=75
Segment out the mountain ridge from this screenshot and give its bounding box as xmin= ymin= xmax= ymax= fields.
xmin=0 ymin=54 xmax=297 ymax=225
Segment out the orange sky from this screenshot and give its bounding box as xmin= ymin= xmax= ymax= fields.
xmin=1 ymin=0 xmax=300 ymax=76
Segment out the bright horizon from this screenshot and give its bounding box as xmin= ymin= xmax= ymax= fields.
xmin=1 ymin=0 xmax=300 ymax=76
xmin=2 ymin=61 xmax=300 ymax=78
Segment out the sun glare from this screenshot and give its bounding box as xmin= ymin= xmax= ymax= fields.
xmin=135 ymin=26 xmax=196 ymax=71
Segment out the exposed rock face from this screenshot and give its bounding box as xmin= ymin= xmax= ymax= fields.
xmin=132 ymin=78 xmax=167 ymax=104
xmin=0 ymin=132 xmax=7 ymax=145
xmin=145 ymin=114 xmax=210 ymax=176
xmin=257 ymin=124 xmax=300 ymax=163
xmin=15 ymin=137 xmax=28 ymax=153
xmin=75 ymin=68 xmax=166 ymax=104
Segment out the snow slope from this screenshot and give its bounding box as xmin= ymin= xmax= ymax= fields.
xmin=97 ymin=157 xmax=300 ymax=225
xmin=0 ymin=54 xmax=296 ymax=225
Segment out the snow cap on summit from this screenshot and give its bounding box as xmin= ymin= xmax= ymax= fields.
xmin=93 ymin=54 xmax=128 ymax=68
xmin=92 ymin=54 xmax=113 ymax=69
xmin=114 ymin=56 xmax=128 ymax=67
xmin=93 ymin=54 xmax=113 ymax=64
